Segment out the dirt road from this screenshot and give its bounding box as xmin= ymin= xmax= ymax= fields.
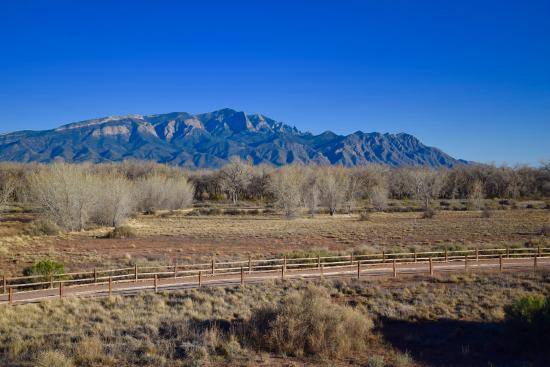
xmin=1 ymin=256 xmax=547 ymax=305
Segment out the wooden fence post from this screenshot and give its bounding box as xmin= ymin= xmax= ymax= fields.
xmin=154 ymin=275 xmax=158 ymax=293
xmin=281 ymin=264 xmax=285 ymax=279
xmin=357 ymin=261 xmax=361 ymax=279
xmin=476 ymin=248 xmax=479 ymax=263
xmin=534 ymin=256 xmax=538 ymax=273
xmin=198 ymin=271 xmax=202 ymax=287
xmin=211 ymin=259 xmax=215 ymax=276
xmin=499 ymin=255 xmax=503 ymax=272
xmin=393 ymin=259 xmax=397 ymax=278
xmin=2 ymin=275 xmax=6 ymax=294
xmin=506 ymin=247 xmax=510 ymax=259
xmin=174 ymin=264 xmax=178 ymax=279
xmin=464 ymin=254 xmax=468 ymax=271
xmin=283 ymin=256 xmax=287 ymax=272
xmin=382 ymin=251 xmax=386 ymax=263
xmin=317 ymin=255 xmax=321 ymax=269
xmin=248 ymin=255 xmax=252 ymax=274
xmin=108 ymin=277 xmax=112 ymax=297
xmin=134 ymin=264 xmax=138 ymax=282
xmin=59 ymin=282 xmax=64 ymax=298
xmin=50 ymin=275 xmax=54 ymax=289
xmin=240 ymin=266 xmax=244 ymax=286
xmin=350 ymin=254 xmax=353 ymax=266
xmin=429 ymin=257 xmax=434 ymax=277
xmin=414 ymin=250 xmax=417 ymax=263
xmin=94 ymin=268 xmax=97 ymax=283
xmin=537 ymin=246 xmax=541 ymax=257
xmin=445 ymin=248 xmax=448 ymax=263
xmin=8 ymin=287 xmax=13 ymax=304
xmin=320 ymin=264 xmax=324 ymax=278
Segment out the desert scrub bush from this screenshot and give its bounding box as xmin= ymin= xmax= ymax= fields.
xmin=35 ymin=351 xmax=74 ymax=367
xmin=104 ymin=225 xmax=136 ymax=239
xmin=248 ymin=286 xmax=372 ymax=358
xmin=23 ymin=259 xmax=65 ymax=277
xmin=542 ymin=223 xmax=550 ymax=236
xmin=505 ymin=294 xmax=549 ymax=326
xmin=481 ymin=207 xmax=492 ymax=218
xmin=421 ymin=207 xmax=436 ymax=219
xmin=504 ymin=294 xmax=550 ymax=346
xmin=24 ymin=218 xmax=60 ymax=236
xmin=358 ymin=211 xmax=371 ymax=221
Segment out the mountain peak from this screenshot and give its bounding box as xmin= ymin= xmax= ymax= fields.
xmin=0 ymin=109 xmax=466 ymax=168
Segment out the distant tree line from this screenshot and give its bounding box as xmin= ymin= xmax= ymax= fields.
xmin=0 ymin=159 xmax=548 ymax=226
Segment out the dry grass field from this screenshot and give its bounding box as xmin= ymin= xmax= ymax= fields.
xmin=0 ymin=207 xmax=548 ymax=275
xmin=0 ymin=271 xmax=548 ymax=367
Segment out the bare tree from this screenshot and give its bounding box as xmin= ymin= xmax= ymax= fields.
xmin=27 ymin=163 xmax=98 ymax=231
xmin=301 ymin=167 xmax=320 ymax=217
xmin=468 ymin=180 xmax=485 ymax=210
xmin=370 ymin=184 xmax=388 ymax=211
xmin=218 ymin=157 xmax=252 ymax=204
xmin=409 ymin=168 xmax=443 ymax=210
xmin=0 ymin=171 xmax=16 ymax=213
xmin=91 ymin=172 xmax=134 ymax=227
xmin=318 ymin=166 xmax=349 ymax=216
xmin=270 ymin=165 xmax=305 ymax=218
xmin=135 ymin=174 xmax=194 ymax=213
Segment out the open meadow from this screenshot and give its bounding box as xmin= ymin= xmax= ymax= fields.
xmin=0 ymin=205 xmax=548 ymax=275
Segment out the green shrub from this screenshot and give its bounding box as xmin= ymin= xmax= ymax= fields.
xmin=248 ymin=286 xmax=372 ymax=358
xmin=505 ymin=294 xmax=547 ymax=326
xmin=23 ymin=259 xmax=65 ymax=277
xmin=24 ymin=218 xmax=60 ymax=236
xmin=104 ymin=225 xmax=136 ymax=239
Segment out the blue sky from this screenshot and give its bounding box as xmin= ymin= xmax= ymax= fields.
xmin=0 ymin=0 xmax=548 ymax=165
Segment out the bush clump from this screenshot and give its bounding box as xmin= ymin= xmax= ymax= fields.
xmin=248 ymin=286 xmax=372 ymax=358
xmin=35 ymin=350 xmax=74 ymax=367
xmin=481 ymin=208 xmax=492 ymax=218
xmin=24 ymin=218 xmax=61 ymax=236
xmin=542 ymin=223 xmax=550 ymax=237
xmin=104 ymin=225 xmax=136 ymax=239
xmin=358 ymin=211 xmax=371 ymax=221
xmin=23 ymin=259 xmax=65 ymax=277
xmin=504 ymin=294 xmax=550 ymax=344
xmin=421 ymin=207 xmax=436 ymax=219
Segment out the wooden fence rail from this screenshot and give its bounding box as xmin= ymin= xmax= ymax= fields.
xmin=1 ymin=246 xmax=549 ymax=303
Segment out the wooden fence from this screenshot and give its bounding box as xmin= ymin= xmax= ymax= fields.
xmin=2 ymin=246 xmax=549 ymax=304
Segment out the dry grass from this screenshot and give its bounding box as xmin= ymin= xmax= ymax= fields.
xmin=0 ymin=272 xmax=549 ymax=366
xmin=0 ymin=208 xmax=549 ymax=275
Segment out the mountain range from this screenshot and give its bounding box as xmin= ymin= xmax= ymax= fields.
xmin=0 ymin=108 xmax=467 ymax=168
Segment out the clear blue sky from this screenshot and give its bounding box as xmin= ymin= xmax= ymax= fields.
xmin=1 ymin=0 xmax=548 ymax=165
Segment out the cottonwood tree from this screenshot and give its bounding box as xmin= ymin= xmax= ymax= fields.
xmin=410 ymin=168 xmax=443 ymax=210
xmin=247 ymin=164 xmax=274 ymax=202
xmin=27 ymin=163 xmax=99 ymax=231
xmin=301 ymin=167 xmax=320 ymax=217
xmin=318 ymin=166 xmax=349 ymax=216
xmin=219 ymin=157 xmax=252 ymax=204
xmin=468 ymin=180 xmax=485 ymax=210
xmin=135 ymin=174 xmax=194 ymax=213
xmin=91 ymin=172 xmax=134 ymax=227
xmin=370 ymin=184 xmax=389 ymax=211
xmin=270 ymin=165 xmax=305 ymax=218
xmin=0 ymin=171 xmax=15 ymax=212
